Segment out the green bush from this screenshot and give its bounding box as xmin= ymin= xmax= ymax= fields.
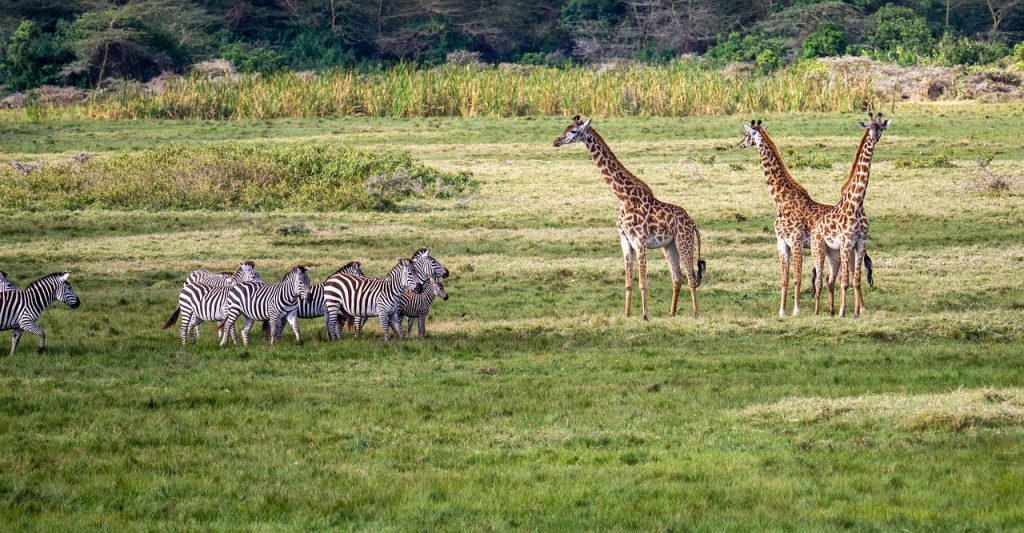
xmin=869 ymin=5 xmax=934 ymax=64
xmin=1012 ymin=42 xmax=1024 ymax=69
xmin=801 ymin=24 xmax=849 ymax=59
xmin=0 ymin=143 xmax=477 ymax=211
xmin=706 ymin=32 xmax=788 ymax=65
xmin=221 ymin=43 xmax=285 ymax=75
xmin=934 ymin=34 xmax=1010 ymax=66
xmin=0 ymin=21 xmax=72 ymax=91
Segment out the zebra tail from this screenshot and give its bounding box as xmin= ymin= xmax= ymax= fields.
xmin=162 ymin=307 xmax=180 ymax=329
xmin=694 ymin=226 xmax=706 ymax=288
xmin=865 ymin=254 xmax=874 ymax=287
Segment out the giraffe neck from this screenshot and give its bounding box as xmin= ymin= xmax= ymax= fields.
xmin=755 ymin=133 xmax=811 ymax=209
xmin=581 ymin=129 xmax=654 ymax=205
xmin=837 ymin=131 xmax=876 ymax=213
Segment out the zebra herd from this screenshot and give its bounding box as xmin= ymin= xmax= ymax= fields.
xmin=162 ymin=248 xmax=451 ymax=347
xmin=0 ymin=270 xmax=81 ymax=356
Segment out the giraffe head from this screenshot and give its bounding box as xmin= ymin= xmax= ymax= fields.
xmin=858 ymin=112 xmax=890 ymax=143
xmin=738 ymin=119 xmax=766 ymax=149
xmin=553 ymin=115 xmax=593 ymax=147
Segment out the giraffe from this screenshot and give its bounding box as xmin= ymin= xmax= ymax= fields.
xmin=811 ymin=112 xmax=890 ymax=318
xmin=739 ymin=120 xmax=835 ymax=317
xmin=553 ymin=115 xmax=706 ymax=319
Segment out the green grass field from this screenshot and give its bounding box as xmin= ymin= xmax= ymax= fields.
xmin=1 ymin=103 xmax=1023 ymax=529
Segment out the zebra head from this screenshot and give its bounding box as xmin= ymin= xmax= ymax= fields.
xmin=237 ymin=261 xmax=263 ymax=284
xmin=411 ymin=248 xmax=449 ymax=283
xmin=395 ymin=258 xmax=424 ymax=294
xmin=0 ymin=270 xmax=16 ymax=292
xmin=52 ymin=272 xmax=80 ymax=309
xmin=284 ymin=265 xmax=312 ymax=302
xmin=432 ymin=279 xmax=449 ymax=301
xmin=333 ymin=261 xmax=365 ymax=278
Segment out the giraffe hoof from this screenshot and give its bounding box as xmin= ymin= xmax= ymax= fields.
xmin=643 ymin=315 xmax=649 ymax=322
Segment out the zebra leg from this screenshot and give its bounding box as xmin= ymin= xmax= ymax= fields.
xmin=220 ymin=311 xmax=238 ymax=347
xmin=10 ymin=328 xmax=22 ymax=356
xmin=379 ymin=313 xmax=392 ymax=341
xmin=354 ymin=316 xmax=365 ymax=337
xmin=179 ymin=310 xmax=193 ymax=346
xmin=287 ymin=314 xmax=301 ymax=345
xmin=405 ymin=316 xmax=414 ymax=338
xmin=242 ymin=318 xmax=255 ymax=346
xmin=418 ymin=315 xmax=426 ymax=338
xmin=19 ymin=320 xmax=45 ymax=354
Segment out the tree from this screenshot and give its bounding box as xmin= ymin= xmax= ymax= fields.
xmin=1 ymin=20 xmax=72 ymax=90
xmin=983 ymin=0 xmax=1022 ymax=36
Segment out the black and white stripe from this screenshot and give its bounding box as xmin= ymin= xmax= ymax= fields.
xmin=410 ymin=248 xmax=450 ymax=282
xmin=163 ymin=262 xmax=263 ymax=344
xmin=220 ymin=266 xmax=312 ymax=346
xmin=323 ymin=258 xmax=420 ymax=341
xmin=272 ymin=261 xmax=365 ymax=339
xmin=0 ymin=272 xmax=80 ymax=355
xmin=396 ymin=278 xmax=448 ymax=338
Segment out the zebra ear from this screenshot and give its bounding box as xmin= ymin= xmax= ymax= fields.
xmin=60 ymin=272 xmax=70 ymax=281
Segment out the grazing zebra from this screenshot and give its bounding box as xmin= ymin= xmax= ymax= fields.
xmin=270 ymin=261 xmax=366 ymax=339
xmin=162 ymin=262 xmax=263 ymax=344
xmin=0 ymin=270 xmax=16 ymax=292
xmin=220 ymin=265 xmax=312 ymax=346
xmin=323 ymin=258 xmax=421 ymax=341
xmin=1 ymin=272 xmax=80 ymax=355
xmin=395 ymin=277 xmax=449 ymax=338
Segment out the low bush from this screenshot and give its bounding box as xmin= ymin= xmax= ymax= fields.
xmin=0 ymin=143 xmax=477 ymax=211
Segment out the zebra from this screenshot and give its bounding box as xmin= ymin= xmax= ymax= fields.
xmin=1 ymin=272 xmax=80 ymax=355
xmin=0 ymin=270 xmax=17 ymax=292
xmin=220 ymin=265 xmax=312 ymax=346
xmin=269 ymin=261 xmax=366 ymax=340
xmin=323 ymin=258 xmax=421 ymax=341
xmin=395 ymin=277 xmax=448 ymax=338
xmin=410 ymin=248 xmax=450 ymax=281
xmin=162 ymin=262 xmax=264 ymax=346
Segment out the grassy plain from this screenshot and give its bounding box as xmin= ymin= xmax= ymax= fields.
xmin=1 ymin=103 xmax=1023 ymax=529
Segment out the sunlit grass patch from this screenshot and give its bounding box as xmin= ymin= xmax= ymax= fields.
xmin=738 ymin=388 xmax=1024 ymax=431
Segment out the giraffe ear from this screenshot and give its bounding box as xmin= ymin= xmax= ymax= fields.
xmin=880 ymin=119 xmax=891 ymax=129
xmin=858 ymin=121 xmax=868 ymax=129
xmin=580 ymin=118 xmax=592 ymax=130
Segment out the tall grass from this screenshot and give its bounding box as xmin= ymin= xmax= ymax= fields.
xmin=85 ymin=60 xmax=876 ymax=120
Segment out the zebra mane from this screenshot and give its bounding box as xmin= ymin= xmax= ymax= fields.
xmin=281 ymin=265 xmax=308 ymax=281
xmin=412 ymin=248 xmax=430 ymax=258
xmin=329 ymin=261 xmax=361 ymax=279
xmin=25 ymin=272 xmax=68 ymax=291
xmin=241 ymin=260 xmax=256 ymax=267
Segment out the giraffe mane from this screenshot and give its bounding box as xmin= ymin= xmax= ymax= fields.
xmin=757 ymin=128 xmax=811 ymax=199
xmin=839 ymin=128 xmax=871 ymax=198
xmin=587 ymin=128 xmax=655 ymax=196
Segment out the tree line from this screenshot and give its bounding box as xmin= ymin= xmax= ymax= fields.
xmin=1 ymin=0 xmax=1023 ymax=92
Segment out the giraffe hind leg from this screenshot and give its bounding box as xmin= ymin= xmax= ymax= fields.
xmin=661 ymin=243 xmax=683 ymax=317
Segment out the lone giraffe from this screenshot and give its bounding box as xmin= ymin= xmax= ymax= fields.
xmin=554 ymin=115 xmax=705 ymax=319
xmin=811 ymin=112 xmax=889 ymax=317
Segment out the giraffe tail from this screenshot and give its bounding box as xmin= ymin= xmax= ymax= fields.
xmin=694 ymin=226 xmax=706 ymax=288
xmin=162 ymin=307 xmax=180 ymax=329
xmin=864 ymin=254 xmax=874 ymax=287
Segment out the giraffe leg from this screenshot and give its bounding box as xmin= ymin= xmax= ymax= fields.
xmin=790 ymin=237 xmax=803 ymax=316
xmin=777 ymin=237 xmax=790 ymax=318
xmin=620 ymin=234 xmax=634 ymax=318
xmin=636 ymin=245 xmax=650 ymax=321
xmin=838 ymin=248 xmax=853 ymax=318
xmin=662 ymin=243 xmax=683 ymax=317
xmin=854 ymin=242 xmax=867 ymax=316
xmin=811 ymin=236 xmax=826 ymax=315
xmin=826 ymin=248 xmax=839 ymax=316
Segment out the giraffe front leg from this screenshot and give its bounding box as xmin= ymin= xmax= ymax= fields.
xmin=838 ymin=248 xmax=853 ymax=318
xmin=10 ymin=328 xmax=22 ymax=356
xmin=790 ymin=238 xmax=804 ymax=316
xmin=636 ymin=245 xmax=650 ymax=321
xmin=853 ymin=243 xmax=867 ymax=316
xmin=826 ymin=248 xmax=839 ymax=316
xmin=620 ymin=234 xmax=634 ymax=318
xmin=777 ymin=238 xmax=790 ymax=318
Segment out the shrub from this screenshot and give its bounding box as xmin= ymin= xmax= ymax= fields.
xmin=0 ymin=21 xmax=72 ymax=91
xmin=221 ymin=43 xmax=285 ymax=75
xmin=0 ymin=143 xmax=477 ymax=211
xmin=869 ymin=5 xmax=934 ymax=63
xmin=755 ymin=49 xmax=782 ymax=74
xmin=706 ymin=32 xmax=787 ymax=65
xmin=934 ymin=34 xmax=1011 ymax=66
xmin=1012 ymin=43 xmax=1024 ymax=69
xmin=801 ymin=24 xmax=849 ymax=59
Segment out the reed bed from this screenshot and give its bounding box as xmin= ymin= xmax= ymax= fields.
xmin=85 ymin=61 xmax=877 ymax=120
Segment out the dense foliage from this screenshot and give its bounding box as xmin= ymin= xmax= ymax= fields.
xmin=1 ymin=0 xmax=1024 ymax=91
xmin=0 ymin=143 xmax=477 ymax=211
